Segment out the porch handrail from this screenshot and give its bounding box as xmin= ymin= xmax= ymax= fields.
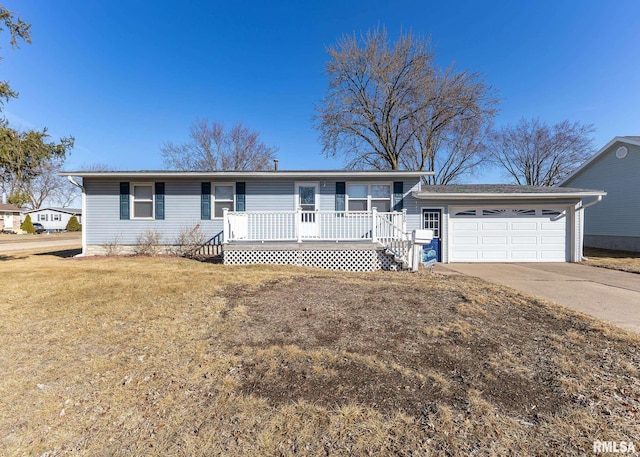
xmin=223 ymin=209 xmax=408 ymax=243
xmin=374 ymin=208 xmax=413 ymax=268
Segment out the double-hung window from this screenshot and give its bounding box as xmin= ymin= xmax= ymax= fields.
xmin=347 ymin=183 xmax=391 ymax=212
xmin=132 ymin=183 xmax=154 ymax=219
xmin=52 ymin=214 xmax=61 ymax=221
xmin=213 ymin=184 xmax=234 ymax=218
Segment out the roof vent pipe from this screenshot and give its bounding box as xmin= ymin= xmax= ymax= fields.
xmin=274 ymin=159 xmax=279 ymax=171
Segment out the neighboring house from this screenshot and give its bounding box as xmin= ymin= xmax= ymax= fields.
xmin=22 ymin=207 xmax=82 ymax=232
xmin=61 ymin=170 xmax=605 ymax=271
xmin=560 ymin=136 xmax=640 ymax=252
xmin=0 ymin=203 xmax=22 ymax=233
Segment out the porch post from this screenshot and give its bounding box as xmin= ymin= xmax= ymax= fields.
xmin=402 ymin=208 xmax=407 ymax=232
xmin=296 ymin=207 xmax=302 ymax=243
xmin=223 ymin=208 xmax=229 ymax=244
xmin=372 ymin=207 xmax=378 ymax=243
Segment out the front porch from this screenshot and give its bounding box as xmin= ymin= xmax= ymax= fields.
xmin=221 ymin=209 xmax=415 ymax=271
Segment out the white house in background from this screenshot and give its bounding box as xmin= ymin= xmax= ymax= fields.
xmin=0 ymin=203 xmax=22 ymax=233
xmin=22 ymin=207 xmax=82 ymax=232
xmin=560 ymin=136 xmax=640 ymax=252
xmin=60 ymin=170 xmax=605 ymax=271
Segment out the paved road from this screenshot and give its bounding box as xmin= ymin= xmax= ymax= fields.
xmin=438 ymin=263 xmax=640 ymax=334
xmin=0 ymin=235 xmax=81 ymax=254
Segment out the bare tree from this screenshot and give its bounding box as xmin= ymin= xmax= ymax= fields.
xmin=161 ymin=119 xmax=278 ymax=171
xmin=315 ymin=27 xmax=498 ymax=184
xmin=24 ymin=158 xmax=79 ymax=208
xmin=489 ymin=118 xmax=595 ymax=186
xmin=1 ymin=157 xmax=79 ymax=209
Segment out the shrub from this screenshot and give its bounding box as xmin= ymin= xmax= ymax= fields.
xmin=134 ymin=229 xmax=163 ymax=256
xmin=172 ymin=224 xmax=207 ymax=258
xmin=20 ymin=215 xmax=35 ymax=234
xmin=102 ymin=234 xmax=123 ymax=256
xmin=66 ymin=216 xmax=82 ymax=231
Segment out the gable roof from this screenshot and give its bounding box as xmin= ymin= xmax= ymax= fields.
xmin=23 ymin=207 xmax=82 ymax=215
xmin=0 ymin=203 xmax=22 ymax=212
xmin=559 ymin=136 xmax=640 ymax=186
xmin=413 ymin=184 xmax=606 ymax=200
xmin=59 ymin=170 xmax=431 ymax=179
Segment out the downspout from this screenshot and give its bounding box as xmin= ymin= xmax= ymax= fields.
xmin=67 ymin=176 xmax=86 ymax=257
xmin=579 ymin=195 xmax=603 ymax=210
xmin=576 ymin=195 xmax=604 ymax=261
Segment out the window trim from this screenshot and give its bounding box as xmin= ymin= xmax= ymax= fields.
xmin=345 ymin=182 xmax=392 ymax=212
xmin=130 ymin=182 xmax=155 ymax=220
xmin=212 ymin=182 xmax=235 ymax=219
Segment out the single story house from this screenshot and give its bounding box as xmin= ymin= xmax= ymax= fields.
xmin=61 ymin=170 xmax=605 ymax=271
xmin=22 ymin=207 xmax=82 ymax=232
xmin=0 ymin=202 xmax=22 ymax=233
xmin=560 ymin=136 xmax=640 ymax=252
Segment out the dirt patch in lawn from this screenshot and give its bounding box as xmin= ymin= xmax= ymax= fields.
xmin=227 ymin=273 xmax=640 ymax=434
xmin=583 ymin=247 xmax=640 ymax=274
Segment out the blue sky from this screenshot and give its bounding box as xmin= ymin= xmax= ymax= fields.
xmin=2 ymin=0 xmax=640 ymax=181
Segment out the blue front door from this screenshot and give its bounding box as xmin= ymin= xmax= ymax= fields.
xmin=422 ymin=209 xmax=442 ymax=263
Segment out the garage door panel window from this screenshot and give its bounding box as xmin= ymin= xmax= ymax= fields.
xmin=453 ymin=209 xmax=477 ymax=217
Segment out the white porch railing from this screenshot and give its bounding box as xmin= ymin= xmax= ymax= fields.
xmin=223 ymin=208 xmax=407 ymax=244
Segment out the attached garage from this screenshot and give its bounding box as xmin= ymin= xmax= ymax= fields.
xmin=449 ymin=207 xmax=569 ymax=262
xmin=411 ymin=185 xmax=607 ymax=264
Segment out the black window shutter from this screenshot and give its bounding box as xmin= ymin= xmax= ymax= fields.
xmin=393 ymin=181 xmax=404 ymax=211
xmin=201 ymin=182 xmax=211 ymax=220
xmin=235 ymin=182 xmax=246 ymax=212
xmin=119 ymin=182 xmax=130 ymax=220
xmin=155 ymin=182 xmax=165 ymax=220
xmin=335 ymin=182 xmax=346 ymax=211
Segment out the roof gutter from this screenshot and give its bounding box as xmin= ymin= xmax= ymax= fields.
xmin=60 ymin=170 xmax=432 ymax=179
xmin=411 ymin=191 xmax=606 ymax=200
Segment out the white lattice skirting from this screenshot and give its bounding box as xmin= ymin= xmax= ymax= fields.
xmin=223 ymin=248 xmax=401 ymax=271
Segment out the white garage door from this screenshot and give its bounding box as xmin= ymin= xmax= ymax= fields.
xmin=450 ymin=207 xmax=569 ymax=262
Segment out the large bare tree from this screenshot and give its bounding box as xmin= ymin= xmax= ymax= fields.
xmin=20 ymin=158 xmax=78 ymax=208
xmin=161 ymin=119 xmax=278 ymax=171
xmin=315 ymin=28 xmax=498 ymax=184
xmin=489 ymin=118 xmax=595 ymax=186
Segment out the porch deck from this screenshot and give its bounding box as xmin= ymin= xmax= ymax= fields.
xmin=220 ymin=209 xmax=415 ymax=271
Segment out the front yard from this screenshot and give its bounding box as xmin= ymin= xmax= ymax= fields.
xmin=1 ymin=252 xmax=639 ymax=455
xmin=583 ymin=247 xmax=640 ymax=274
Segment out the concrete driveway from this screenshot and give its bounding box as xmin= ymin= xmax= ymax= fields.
xmin=438 ymin=263 xmax=640 ymax=334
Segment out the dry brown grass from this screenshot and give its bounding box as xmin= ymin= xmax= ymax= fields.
xmin=583 ymin=247 xmax=640 ymax=274
xmin=1 ymin=253 xmax=639 ymax=456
